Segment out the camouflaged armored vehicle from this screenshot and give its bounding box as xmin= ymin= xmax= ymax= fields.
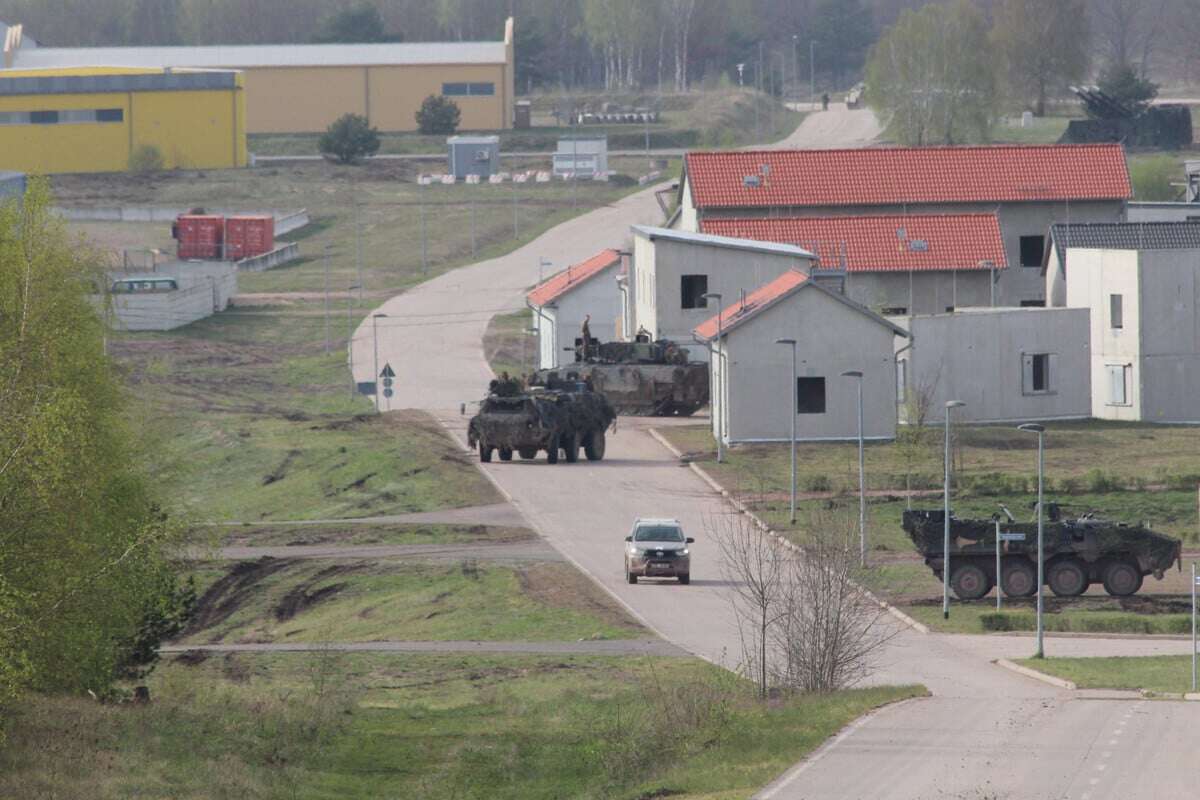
xmin=903 ymin=505 xmax=1182 ymax=600
xmin=533 ymin=339 xmax=708 ymax=416
xmin=467 ymin=379 xmax=616 ymax=464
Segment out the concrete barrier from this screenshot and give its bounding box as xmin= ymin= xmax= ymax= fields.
xmin=53 ymin=205 xmax=309 ymax=234
xmin=237 ymin=242 xmax=301 ymax=272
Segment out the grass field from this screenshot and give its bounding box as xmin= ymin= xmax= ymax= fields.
xmin=219 ymin=522 xmax=532 ymax=548
xmin=179 ymin=559 xmax=643 ymax=645
xmin=1015 ymin=655 xmax=1194 ymax=694
xmin=0 ymin=652 xmax=923 ymax=799
xmin=990 ymin=114 xmax=1075 ymax=144
xmin=903 ymin=601 xmax=1193 ymax=636
xmin=483 ymin=310 xmax=536 ymax=379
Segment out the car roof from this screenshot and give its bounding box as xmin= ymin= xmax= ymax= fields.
xmin=633 ymin=518 xmax=681 ymax=526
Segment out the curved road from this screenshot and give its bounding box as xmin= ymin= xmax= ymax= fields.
xmin=352 ymin=106 xmax=1198 ymax=799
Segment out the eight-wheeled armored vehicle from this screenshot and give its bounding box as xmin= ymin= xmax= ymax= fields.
xmin=902 ymin=505 xmax=1182 ymax=600
xmin=533 ymin=339 xmax=708 ymax=416
xmin=467 ymin=380 xmax=616 ymax=464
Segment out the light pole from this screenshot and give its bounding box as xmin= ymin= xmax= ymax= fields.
xmin=372 ymin=312 xmax=387 ymax=414
xmin=792 ymin=35 xmax=799 ymax=101
xmin=704 ymin=292 xmax=725 ymax=463
xmin=810 ymin=40 xmax=816 ymax=105
xmin=943 ymin=399 xmax=966 ymax=619
xmin=1018 ymin=422 xmax=1047 ymax=659
xmin=347 ymin=284 xmax=360 ymax=398
xmin=777 ymin=338 xmax=798 ymax=523
xmin=843 ymin=370 xmax=866 ymax=566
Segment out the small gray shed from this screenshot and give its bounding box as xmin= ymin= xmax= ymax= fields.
xmin=553 ymin=136 xmax=608 ymax=178
xmin=0 ymin=171 xmax=25 ymax=201
xmin=447 ymin=135 xmax=500 ymax=179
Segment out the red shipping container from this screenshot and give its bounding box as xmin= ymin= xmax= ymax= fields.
xmin=175 ymin=214 xmax=225 ymax=260
xmin=225 ymin=215 xmax=275 ymax=261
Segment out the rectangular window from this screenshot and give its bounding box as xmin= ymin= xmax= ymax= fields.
xmin=1110 ymin=293 xmax=1123 ymax=329
xmin=29 ymin=110 xmax=59 ymax=124
xmin=59 ymin=109 xmax=96 ymax=123
xmin=1107 ymin=364 xmax=1131 ymax=405
xmin=442 ymin=82 xmax=494 ymax=96
xmin=0 ymin=111 xmax=29 ymax=125
xmin=796 ymin=377 xmax=826 ymax=414
xmin=1020 ymin=235 xmax=1045 ymax=267
xmin=96 ymin=108 xmax=124 ymax=122
xmin=680 ymin=274 xmax=708 ymax=309
xmin=896 ymin=359 xmax=908 ymax=404
xmin=0 ymin=107 xmax=122 ymax=125
xmin=1020 ymin=299 xmax=1047 ymax=308
xmin=1022 ymin=352 xmax=1056 ymax=395
xmin=880 ymin=306 xmax=907 ymax=316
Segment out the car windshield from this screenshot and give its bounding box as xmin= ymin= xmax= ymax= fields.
xmin=634 ymin=525 xmax=684 ymax=542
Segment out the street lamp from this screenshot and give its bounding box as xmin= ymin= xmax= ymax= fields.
xmin=1018 ymin=422 xmax=1047 ymax=659
xmin=943 ymin=399 xmax=966 ymax=619
xmin=777 ymin=339 xmax=798 ymax=523
xmin=346 ymin=284 xmax=360 ymax=398
xmin=842 ymin=370 xmax=866 ymax=566
xmin=524 ymin=326 xmax=538 ymax=374
xmin=703 ymin=292 xmax=725 ymax=463
xmin=792 ymin=35 xmax=799 ymax=100
xmin=372 ymin=312 xmax=388 ymax=414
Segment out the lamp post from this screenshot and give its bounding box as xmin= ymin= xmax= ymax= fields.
xmin=843 ymin=370 xmax=866 ymax=566
xmin=943 ymin=399 xmax=966 ymax=619
xmin=346 ymin=284 xmax=360 ymax=398
xmin=372 ymin=312 xmax=387 ymax=414
xmin=704 ymin=292 xmax=725 ymax=463
xmin=777 ymin=338 xmax=798 ymax=523
xmin=1018 ymin=422 xmax=1047 ymax=659
xmin=792 ymin=36 xmax=799 ymax=101
xmin=810 ymin=40 xmax=816 ymax=105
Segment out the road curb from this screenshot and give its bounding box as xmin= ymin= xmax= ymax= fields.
xmin=646 ymin=427 xmax=930 ymax=636
xmin=994 ymin=658 xmax=1077 ymax=690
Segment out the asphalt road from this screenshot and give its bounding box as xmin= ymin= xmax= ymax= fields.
xmin=354 ymin=105 xmax=1200 ymax=799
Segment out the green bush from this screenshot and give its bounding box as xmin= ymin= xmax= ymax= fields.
xmin=318 ymin=113 xmax=380 ymax=164
xmin=1083 ymin=468 xmax=1120 ymax=493
xmin=415 ymin=94 xmax=461 ymax=135
xmin=1130 ymin=155 xmax=1179 ymax=201
xmin=128 ymin=144 xmax=165 ymax=174
xmin=979 ymin=611 xmax=1190 ymax=635
xmin=804 ymin=474 xmax=833 ymax=492
xmin=1163 ymin=471 xmax=1200 ymax=491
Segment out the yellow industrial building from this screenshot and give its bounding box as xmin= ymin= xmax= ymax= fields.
xmin=0 ymin=65 xmax=246 ymax=174
xmin=2 ymin=19 xmax=514 ymax=134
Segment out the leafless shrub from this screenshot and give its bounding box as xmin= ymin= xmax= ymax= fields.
xmin=713 ymin=509 xmax=895 ymax=696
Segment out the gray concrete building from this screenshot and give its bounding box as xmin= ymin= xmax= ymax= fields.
xmin=894 ymin=308 xmax=1092 ymax=425
xmin=106 ymin=259 xmax=237 ymax=331
xmin=676 ymin=144 xmax=1131 ymax=307
xmin=694 ymin=270 xmax=907 ymax=443
xmin=527 ymin=249 xmax=623 ymax=369
xmin=627 ymin=225 xmax=817 ymax=361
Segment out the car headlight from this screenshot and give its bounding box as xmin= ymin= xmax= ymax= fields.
xmin=679 ymin=549 xmax=689 ymax=556
xmin=630 ymin=547 xmax=644 ymax=555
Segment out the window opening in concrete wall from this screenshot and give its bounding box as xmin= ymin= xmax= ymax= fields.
xmin=0 ymin=108 xmax=123 ymax=125
xmin=1022 ymin=352 xmax=1056 ymax=394
xmin=443 ymin=82 xmax=495 ymax=96
xmin=1020 ymin=235 xmax=1045 ymax=267
xmin=1107 ymin=363 xmax=1131 ymax=405
xmin=881 ymin=306 xmax=907 ymax=316
xmin=1110 ymin=293 xmax=1123 ymax=329
xmin=1020 ymin=299 xmax=1046 ymax=307
xmin=796 ymin=377 xmax=826 ymax=414
xmin=680 ymin=274 xmax=708 ymax=309
xmin=896 ymin=359 xmax=907 ymax=404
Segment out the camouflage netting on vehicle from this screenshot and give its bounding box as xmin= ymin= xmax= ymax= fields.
xmin=467 ymin=386 xmax=616 ymax=464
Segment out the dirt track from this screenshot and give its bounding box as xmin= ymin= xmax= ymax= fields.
xmin=161 ymin=639 xmax=687 ymax=656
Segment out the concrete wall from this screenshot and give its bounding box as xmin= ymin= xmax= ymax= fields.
xmin=1135 ymin=250 xmax=1200 ymax=423
xmin=845 ymin=269 xmax=993 ymax=314
xmin=715 ymin=287 xmax=899 ymax=443
xmin=1127 ymin=202 xmax=1200 ymax=223
xmin=0 ymin=80 xmax=245 ymax=173
xmin=107 ymin=259 xmax=238 ymax=331
xmin=531 ymin=262 xmax=622 ymax=369
xmin=1064 ymin=248 xmax=1142 ymax=420
xmin=631 ymin=233 xmax=813 ymax=357
xmin=894 ymin=308 xmax=1091 ymax=424
xmin=684 ymin=195 xmax=1124 ymax=306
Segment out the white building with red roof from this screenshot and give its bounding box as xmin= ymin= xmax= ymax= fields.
xmin=701 ymin=213 xmax=1007 ymax=315
xmin=693 ymin=270 xmax=908 ymax=443
xmin=676 ymin=144 xmax=1131 ymax=307
xmin=526 ymin=249 xmax=623 ymax=370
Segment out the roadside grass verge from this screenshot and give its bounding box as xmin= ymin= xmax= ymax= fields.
xmin=218 ymin=523 xmax=532 ymax=549
xmin=0 ymin=652 xmax=924 ymax=799
xmin=483 ymin=310 xmax=536 ymax=380
xmin=1014 ymin=655 xmax=1193 ymax=694
xmin=179 ymin=559 xmax=641 ymax=645
xmin=901 ymin=599 xmax=1193 ymax=636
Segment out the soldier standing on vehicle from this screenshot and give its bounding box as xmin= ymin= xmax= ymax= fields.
xmin=580 ymin=314 xmax=592 ymax=361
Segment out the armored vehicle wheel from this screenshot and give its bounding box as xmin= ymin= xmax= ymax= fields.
xmin=584 ymin=431 xmax=606 ymax=461
xmin=518 ymin=447 xmax=538 ymax=460
xmin=1102 ymin=560 xmax=1143 ymax=596
xmin=678 ymin=573 xmax=690 ymax=585
xmin=626 ymin=569 xmax=637 ymax=584
xmin=1001 ymin=560 xmax=1037 ymax=597
xmin=498 ymin=448 xmax=513 ymax=461
xmin=1047 ymin=559 xmax=1088 ymax=597
xmin=546 ymin=436 xmax=560 ymax=464
xmin=562 ymin=432 xmax=580 ymax=463
xmin=951 ymin=564 xmax=992 ymax=600
xmin=478 ymin=443 xmax=492 ymax=463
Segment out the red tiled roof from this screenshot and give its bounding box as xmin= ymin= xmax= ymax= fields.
xmin=700 ymin=214 xmax=1008 ymax=272
xmin=684 ymin=143 xmax=1131 ymax=209
xmin=693 ymin=269 xmax=808 ymax=341
xmin=527 ymin=249 xmax=621 ymax=307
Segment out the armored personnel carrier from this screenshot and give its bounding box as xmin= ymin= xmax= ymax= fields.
xmin=902 ymin=505 xmax=1182 ymax=600
xmin=467 ymin=378 xmax=616 ymax=464
xmin=533 ymin=339 xmax=708 ymax=416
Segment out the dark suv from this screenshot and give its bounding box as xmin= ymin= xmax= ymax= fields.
xmin=624 ymin=518 xmax=693 ymax=584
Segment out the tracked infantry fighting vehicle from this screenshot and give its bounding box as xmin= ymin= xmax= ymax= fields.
xmin=903 ymin=505 xmax=1182 ymax=600
xmin=467 ymin=377 xmax=616 ymax=464
xmin=533 ymin=339 xmax=708 ymax=416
